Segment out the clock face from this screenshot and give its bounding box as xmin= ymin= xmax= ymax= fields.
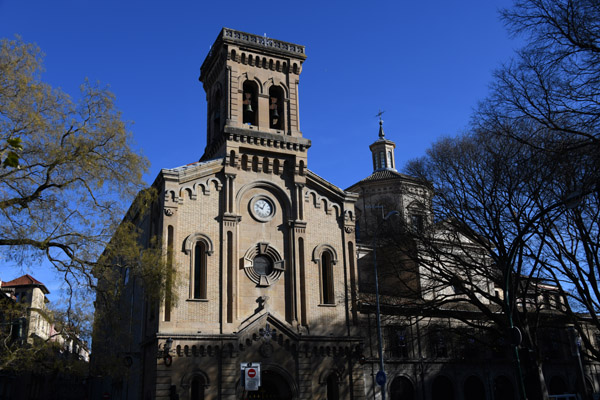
xmin=253 ymin=198 xmax=273 ymax=219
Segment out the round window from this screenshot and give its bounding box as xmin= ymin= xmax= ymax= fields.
xmin=253 ymin=255 xmax=273 ymax=276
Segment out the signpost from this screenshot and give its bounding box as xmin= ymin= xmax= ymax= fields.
xmin=240 ymin=362 xmax=261 ymax=391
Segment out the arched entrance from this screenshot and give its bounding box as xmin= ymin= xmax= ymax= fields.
xmin=432 ymin=375 xmax=454 ymax=400
xmin=463 ymin=376 xmax=486 ymax=400
xmin=548 ymin=376 xmax=568 ymax=396
xmin=390 ymin=376 xmax=415 ymax=400
xmin=493 ymin=375 xmax=515 ymax=400
xmin=243 ymin=370 xmax=293 ymax=400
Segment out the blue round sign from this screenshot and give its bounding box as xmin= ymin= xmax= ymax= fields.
xmin=376 ymin=370 xmax=386 ymax=386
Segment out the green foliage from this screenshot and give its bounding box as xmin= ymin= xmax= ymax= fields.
xmin=0 ymin=298 xmax=88 ymax=377
xmin=0 ymin=36 xmax=149 ymax=271
xmin=0 ymin=37 xmax=171 ymax=376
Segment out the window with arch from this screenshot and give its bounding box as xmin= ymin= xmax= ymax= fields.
xmin=410 ymin=214 xmax=424 ymax=233
xmin=321 ymin=251 xmax=335 ymax=304
xmin=211 ymin=90 xmax=221 ymax=141
xmin=313 ymin=245 xmax=338 ymax=305
xmin=387 ymin=151 xmax=393 ymax=168
xmin=165 ymin=225 xmax=174 ymax=321
xmin=379 ymin=151 xmax=385 ymax=169
xmin=242 ymin=80 xmax=258 ymax=126
xmin=184 ymin=233 xmax=214 ymax=300
xmin=193 ymin=241 xmax=207 ymax=299
xmin=269 ymin=85 xmax=284 ymax=130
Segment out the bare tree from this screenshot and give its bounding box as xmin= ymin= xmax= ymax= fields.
xmin=405 ymin=126 xmax=595 ymax=400
xmin=474 ymin=0 xmax=600 ymax=370
xmin=477 ymin=0 xmax=600 ymax=152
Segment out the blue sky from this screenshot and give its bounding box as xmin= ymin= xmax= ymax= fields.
xmin=0 ymin=0 xmax=518 ymax=301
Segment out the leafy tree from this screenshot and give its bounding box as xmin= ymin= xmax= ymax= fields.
xmin=0 ymin=36 xmax=148 ymax=276
xmin=0 ymin=37 xmax=169 ymax=377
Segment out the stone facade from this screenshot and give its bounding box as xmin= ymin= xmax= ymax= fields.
xmin=93 ymin=28 xmax=364 ymax=400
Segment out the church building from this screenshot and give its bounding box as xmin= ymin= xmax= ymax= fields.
xmin=93 ymin=28 xmax=366 ymax=400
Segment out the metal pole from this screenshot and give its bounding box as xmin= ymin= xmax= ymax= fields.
xmin=373 ymin=233 xmax=386 ymax=400
xmin=372 ymin=210 xmax=400 ymax=400
xmin=504 ymin=271 xmax=528 ymax=400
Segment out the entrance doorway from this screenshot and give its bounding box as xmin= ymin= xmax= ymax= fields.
xmin=243 ymin=370 xmax=293 ymax=400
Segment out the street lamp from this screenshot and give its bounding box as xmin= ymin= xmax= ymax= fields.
xmin=372 ymin=210 xmax=400 ymax=400
xmin=163 ymin=337 xmax=173 ymax=366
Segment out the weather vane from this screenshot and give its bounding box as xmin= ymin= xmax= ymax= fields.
xmin=375 ymin=109 xmax=385 ymax=123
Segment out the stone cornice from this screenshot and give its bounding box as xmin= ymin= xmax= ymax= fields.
xmin=200 ymin=28 xmax=306 ymax=83
xmin=201 ymin=126 xmax=311 ymax=161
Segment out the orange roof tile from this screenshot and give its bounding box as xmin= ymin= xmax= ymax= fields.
xmin=1 ymin=274 xmax=49 ymax=293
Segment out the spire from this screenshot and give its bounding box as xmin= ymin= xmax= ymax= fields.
xmin=376 ymin=109 xmax=385 ymax=139
xmin=369 ymin=111 xmax=396 ymax=172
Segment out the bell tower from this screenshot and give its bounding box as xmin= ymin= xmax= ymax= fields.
xmin=199 ymin=28 xmax=310 ymax=161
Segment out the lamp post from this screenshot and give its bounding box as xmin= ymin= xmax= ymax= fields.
xmin=372 ymin=210 xmax=400 ymax=400
xmin=568 ymin=326 xmax=589 ymax=400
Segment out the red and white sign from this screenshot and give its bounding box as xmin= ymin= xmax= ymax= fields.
xmin=241 ymin=362 xmax=261 ymax=391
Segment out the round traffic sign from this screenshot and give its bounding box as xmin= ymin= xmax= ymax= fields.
xmin=376 ymin=370 xmax=386 ymax=386
xmin=247 ymin=368 xmax=256 ymax=378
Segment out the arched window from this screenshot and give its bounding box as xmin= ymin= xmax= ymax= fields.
xmin=387 ymin=151 xmax=393 ymax=168
xmin=243 ymin=81 xmax=258 ymax=126
xmin=165 ymin=225 xmax=174 ymax=321
xmin=212 ymin=90 xmax=221 ymax=141
xmin=379 ymin=151 xmax=385 ymax=169
xmin=269 ymin=86 xmax=284 ymax=130
xmin=321 ymin=251 xmax=334 ymax=304
xmin=193 ymin=242 xmax=207 ymax=299
xmin=184 ymin=233 xmax=214 ymax=300
xmin=313 ymin=245 xmax=338 ymax=305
